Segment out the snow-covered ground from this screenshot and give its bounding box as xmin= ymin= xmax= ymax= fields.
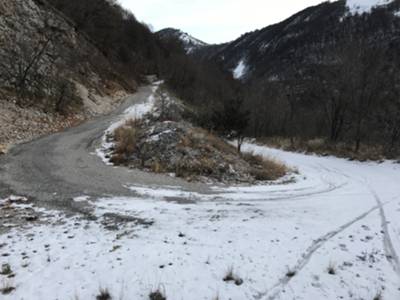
xmin=1 ymin=141 xmax=400 ymax=299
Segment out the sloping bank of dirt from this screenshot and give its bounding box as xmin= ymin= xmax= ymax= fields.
xmin=0 ymin=87 xmax=128 ymax=155
xmin=104 ymin=87 xmax=290 ymax=184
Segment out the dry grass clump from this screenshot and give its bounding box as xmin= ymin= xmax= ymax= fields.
xmin=177 ymin=128 xmax=290 ymax=181
xmin=0 ymin=281 xmax=15 ymax=295
xmin=373 ymin=291 xmax=383 ymax=300
xmin=179 ymin=127 xmax=237 ymax=156
xmin=242 ymin=152 xmax=289 ymax=181
xmin=327 ymin=262 xmax=336 ymax=275
xmin=149 ymin=288 xmax=166 ymax=300
xmin=151 ymin=160 xmax=166 ymax=173
xmin=110 ymin=120 xmax=139 ymax=164
xmin=0 ymin=144 xmax=8 ymax=155
xmin=285 ymin=269 xmax=296 ymax=278
xmin=0 ymin=264 xmax=12 ymax=276
xmin=223 ymin=266 xmax=244 ymax=286
xmin=96 ymin=288 xmax=112 ymax=300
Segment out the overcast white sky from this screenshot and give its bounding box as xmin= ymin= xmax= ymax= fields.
xmin=118 ymin=0 xmax=329 ymax=44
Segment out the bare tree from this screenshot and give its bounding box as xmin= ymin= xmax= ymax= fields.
xmin=0 ymin=22 xmax=61 ymax=105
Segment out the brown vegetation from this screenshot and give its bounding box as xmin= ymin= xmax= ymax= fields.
xmin=259 ymin=137 xmax=391 ymax=161
xmin=242 ymin=152 xmax=289 ymax=181
xmin=223 ymin=267 xmax=244 ymax=286
xmin=149 ymin=289 xmax=166 ymax=300
xmin=96 ymin=288 xmax=112 ymax=300
xmin=244 ymin=34 xmax=400 ymax=160
xmin=110 ymin=121 xmax=139 ymax=165
xmin=108 ymin=116 xmax=289 ymax=183
xmin=0 ymin=282 xmax=15 ymax=295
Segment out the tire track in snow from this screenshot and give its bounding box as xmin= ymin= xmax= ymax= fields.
xmin=257 ymin=181 xmax=348 ymax=202
xmin=264 ymin=163 xmax=349 ymax=202
xmin=254 ymin=203 xmax=381 ymax=300
xmin=217 ymin=163 xmax=349 ymax=203
xmin=369 ymin=188 xmax=400 ymax=277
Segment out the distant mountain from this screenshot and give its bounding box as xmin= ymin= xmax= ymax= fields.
xmin=157 ymin=28 xmax=208 ymax=53
xmin=195 ymin=0 xmax=400 ymax=82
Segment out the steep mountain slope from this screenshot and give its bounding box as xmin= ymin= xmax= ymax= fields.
xmin=0 ymin=0 xmax=151 ymax=148
xmin=0 ymin=0 xmax=132 ymax=106
xmin=196 ymin=0 xmax=400 ymax=82
xmin=157 ymin=28 xmax=208 ymax=53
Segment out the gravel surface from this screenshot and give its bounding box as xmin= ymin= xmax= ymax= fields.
xmin=0 ymin=86 xmax=211 ymax=209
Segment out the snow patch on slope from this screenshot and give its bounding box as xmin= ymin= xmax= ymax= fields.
xmin=158 ymin=28 xmax=207 ymax=54
xmin=178 ymin=31 xmax=207 ymax=54
xmin=232 ymin=59 xmax=248 ymax=80
xmin=346 ymin=0 xmax=393 ymax=14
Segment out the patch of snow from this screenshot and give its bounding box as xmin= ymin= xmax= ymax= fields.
xmin=179 ymin=33 xmax=205 ymax=47
xmin=73 ymin=195 xmax=90 ymax=202
xmin=96 ymin=80 xmax=162 ymax=165
xmin=232 ymin=59 xmax=247 ymax=80
xmin=8 ymin=195 xmax=28 ymax=202
xmin=126 ymin=185 xmax=209 ymax=201
xmin=106 ymin=88 xmax=157 ymax=134
xmin=268 ymin=74 xmax=280 ymax=82
xmin=346 ymin=0 xmax=393 ymax=14
xmin=174 ymin=31 xmax=207 ymax=54
xmin=147 ymin=129 xmax=174 ymax=143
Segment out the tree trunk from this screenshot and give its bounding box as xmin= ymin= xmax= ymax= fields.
xmin=237 ymin=136 xmax=244 ymax=154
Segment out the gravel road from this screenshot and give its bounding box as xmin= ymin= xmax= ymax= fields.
xmin=0 ymin=85 xmax=210 ymax=208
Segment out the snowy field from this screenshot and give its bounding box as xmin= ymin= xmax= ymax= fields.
xmin=1 ymin=143 xmax=400 ymax=299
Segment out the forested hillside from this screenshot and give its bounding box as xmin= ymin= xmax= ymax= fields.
xmin=194 ymin=0 xmax=400 ymax=157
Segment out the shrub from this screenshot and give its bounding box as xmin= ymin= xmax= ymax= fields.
xmin=286 ymin=269 xmax=296 ymax=278
xmin=242 ymin=152 xmax=288 ymax=180
xmin=110 ymin=122 xmax=138 ymax=164
xmin=223 ymin=267 xmax=244 ymax=286
xmin=0 ymin=264 xmax=12 ymax=276
xmin=373 ymin=291 xmax=383 ymax=300
xmin=0 ymin=281 xmax=15 ymax=295
xmin=327 ymin=262 xmax=336 ymax=275
xmin=149 ymin=289 xmax=166 ymax=300
xmin=96 ymin=288 xmax=112 ymax=300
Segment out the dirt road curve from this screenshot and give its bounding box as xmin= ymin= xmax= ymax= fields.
xmin=0 ymin=86 xmax=207 ymax=206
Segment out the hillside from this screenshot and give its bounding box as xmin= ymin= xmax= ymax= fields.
xmin=188 ymin=0 xmax=400 ymax=157
xmin=157 ymin=28 xmax=208 ymax=53
xmin=0 ymin=0 xmax=141 ymax=148
xmin=196 ymin=0 xmax=400 ymax=82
